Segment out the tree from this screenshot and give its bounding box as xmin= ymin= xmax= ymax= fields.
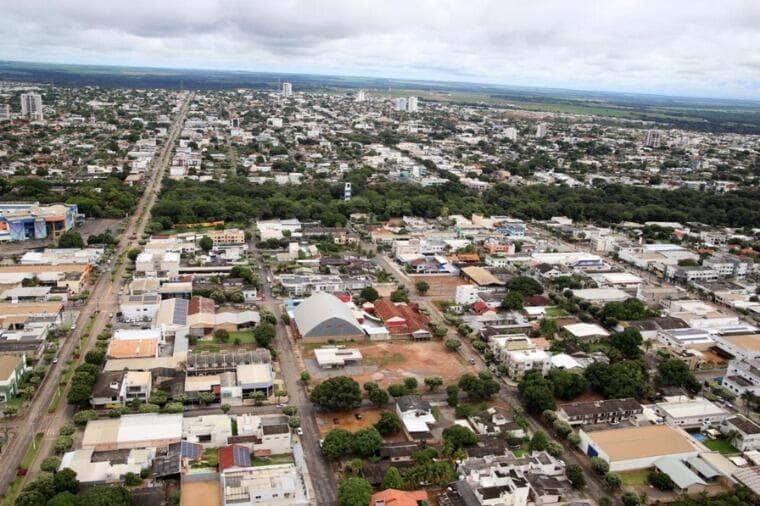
xmin=199 ymin=236 xmax=213 ymax=252
xmin=657 ymin=358 xmax=701 ymax=394
xmin=253 ymin=322 xmax=276 ymax=348
xmin=53 ymin=468 xmax=79 ymax=494
xmin=84 ymin=349 xmax=105 ymax=366
xmin=367 ymin=386 xmax=389 ymax=406
xmin=76 ymin=485 xmax=132 ymax=506
xmin=351 ymin=427 xmax=383 ymax=457
xmin=528 ymin=430 xmax=549 ymax=452
xmin=124 ymin=472 xmax=142 ymax=486
xmin=566 ymin=464 xmax=586 ymax=489
xmin=310 ymin=376 xmax=362 ymax=411
xmin=600 ymin=298 xmax=648 ymax=323
xmin=548 ymin=369 xmax=588 ymax=400
xmin=552 ymin=419 xmax=572 ymax=439
xmin=458 ymin=373 xmax=500 ymax=401
xmin=609 ymin=328 xmax=644 ymax=359
xmin=359 ymin=286 xmax=379 ymax=302
xmin=213 ymin=329 xmax=230 ymax=343
xmin=647 ymin=470 xmax=675 ymax=490
xmin=58 ymin=231 xmax=84 ymax=249
xmin=403 ymin=377 xmax=418 ymax=392
xmin=604 ymin=472 xmax=622 ymax=491
xmin=390 ymin=288 xmax=409 ymax=303
xmin=442 ymin=425 xmax=479 ymax=450
xmin=387 ymin=383 xmax=407 ymax=397
xmin=501 ymin=291 xmax=524 ymax=311
xmin=446 ymin=384 xmax=460 ymax=407
xmin=338 ymin=477 xmax=373 ymax=506
xmin=47 ymin=492 xmax=77 ymax=506
xmin=41 ymin=456 xmax=62 ymax=473
xmin=374 ymin=412 xmax=402 ymax=436
xmin=415 ymin=281 xmax=430 ymax=295
xmin=381 ymin=466 xmax=405 ymax=490
xmin=14 ymin=489 xmax=47 ymax=506
xmin=300 ymin=370 xmax=310 ymax=384
xmin=445 ymin=338 xmax=462 ymax=351
xmin=518 ymin=372 xmax=556 ymax=414
xmin=590 ymin=457 xmax=610 ymax=475
xmin=424 ymin=376 xmax=443 ymax=391
xmin=73 ymin=409 xmax=97 ymax=425
xmin=621 ymin=492 xmax=641 ymax=506
xmin=506 ymin=276 xmax=543 ymax=297
xmin=323 ymin=429 xmax=354 ymax=459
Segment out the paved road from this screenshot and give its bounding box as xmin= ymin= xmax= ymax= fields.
xmin=0 ymin=93 xmax=191 ymax=496
xmin=249 ymin=237 xmax=338 ymax=506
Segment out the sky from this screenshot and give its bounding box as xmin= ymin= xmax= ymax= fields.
xmin=1 ymin=0 xmax=759 ymax=99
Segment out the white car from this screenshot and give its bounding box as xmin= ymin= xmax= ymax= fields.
xmin=295 ymin=427 xmax=303 ymax=436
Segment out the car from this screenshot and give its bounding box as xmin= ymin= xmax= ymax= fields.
xmin=469 ymin=358 xmax=476 ymax=365
xmin=295 ymin=427 xmax=303 ymax=436
xmin=319 ymin=438 xmax=324 ymax=448
xmin=276 ymin=403 xmax=285 ymax=409
xmin=52 ymin=358 xmax=58 ymax=364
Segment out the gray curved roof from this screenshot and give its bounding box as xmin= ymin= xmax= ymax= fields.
xmin=293 ymin=292 xmax=363 ymax=338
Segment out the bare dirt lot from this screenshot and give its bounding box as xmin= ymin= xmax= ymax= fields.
xmin=410 ymin=274 xmax=468 ymax=299
xmin=351 ymin=340 xmax=477 ymax=388
xmin=316 ymin=407 xmax=383 ymax=435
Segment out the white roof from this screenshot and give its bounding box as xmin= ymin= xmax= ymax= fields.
xmin=573 ymin=288 xmax=630 ymax=302
xmin=113 ymin=328 xmax=162 ymax=341
xmin=117 ymin=413 xmax=183 ymax=443
xmin=236 ymin=363 xmax=273 ymax=385
xmin=655 ymin=397 xmax=728 ymax=420
xmin=551 ymin=353 xmax=583 ymax=369
xmin=293 ymin=292 xmax=362 ymax=336
xmin=314 ymin=347 xmax=363 ymax=366
xmin=563 ymin=323 xmax=610 ymax=338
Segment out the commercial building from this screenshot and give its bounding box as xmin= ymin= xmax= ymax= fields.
xmin=82 ymin=413 xmax=183 ymax=451
xmin=578 ymin=424 xmax=701 ymax=472
xmin=720 ymin=416 xmax=760 ymax=452
xmin=562 ymin=322 xmax=610 ymax=340
xmin=571 ymin=288 xmax=630 ymax=304
xmin=0 ymin=354 xmax=27 ymax=401
xmin=220 ymin=463 xmax=310 ymax=505
xmin=656 ymin=328 xmax=714 ymax=352
xmin=313 ymin=346 xmax=363 ymax=368
xmin=713 ymin=332 xmax=760 ymax=361
xmin=721 ymin=358 xmax=760 ymax=397
xmin=652 ymin=396 xmax=729 ymax=428
xmin=183 ymin=414 xmax=233 ymax=448
xmin=0 ymin=203 xmax=78 ymax=241
xmin=292 ymin=292 xmax=365 ymax=342
xmin=557 ymin=398 xmax=643 ymax=427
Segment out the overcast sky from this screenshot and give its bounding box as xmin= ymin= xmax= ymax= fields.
xmin=2 ymin=0 xmax=758 ymax=99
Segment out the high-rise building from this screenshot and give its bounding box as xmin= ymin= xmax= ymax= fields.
xmin=20 ymin=93 xmax=43 ymax=120
xmin=645 ymin=129 xmax=661 ymax=148
xmin=504 ymin=127 xmax=518 ymax=141
xmin=0 ymin=104 xmax=10 ymax=121
xmin=407 ymin=96 xmax=419 ymax=112
xmin=393 ymin=97 xmax=407 ymax=111
xmin=344 ymin=182 xmax=352 ymax=201
xmin=355 ymin=90 xmax=366 ymax=103
xmin=281 ymin=82 xmax=293 ymax=97
xmin=535 ymin=123 xmax=547 ymax=138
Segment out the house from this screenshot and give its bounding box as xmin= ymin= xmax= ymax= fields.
xmin=292 ymin=292 xmax=365 ymax=342
xmin=720 ymin=415 xmax=760 ymax=451
xmin=460 ymin=266 xmax=505 ymax=287
xmin=236 ymin=363 xmax=275 ymax=397
xmin=396 ymin=396 xmax=436 ymax=440
xmin=220 ymin=463 xmax=310 ymax=505
xmin=372 ymin=299 xmax=431 ymax=339
xmin=59 ymin=448 xmax=151 ymax=484
xmin=653 ymin=396 xmax=729 ymax=428
xmin=502 ymin=348 xmax=551 ymax=380
xmin=230 ymin=414 xmax=292 ymax=456
xmin=578 ymin=424 xmax=701 ymax=472
xmin=119 ymin=294 xmax=161 ymax=322
xmin=370 ymin=489 xmax=428 ymax=506
xmin=468 ymin=407 xmax=525 ymax=438
xmin=183 ymin=414 xmax=233 ymax=448
xmin=0 ymin=354 xmax=27 ymax=401
xmin=119 ymin=371 xmax=151 ymax=405
xmin=90 ymin=371 xmax=124 ymax=408
xmin=313 ymin=346 xmax=363 ymax=368
xmin=721 ymin=358 xmax=760 ymax=397
xmin=557 ymin=398 xmax=643 ymax=426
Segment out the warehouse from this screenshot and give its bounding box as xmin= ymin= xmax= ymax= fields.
xmin=82 ymin=413 xmax=183 ymax=451
xmin=292 ymin=292 xmax=365 ymax=342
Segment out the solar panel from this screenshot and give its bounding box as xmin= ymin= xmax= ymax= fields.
xmin=233 ymin=446 xmax=251 ymax=467
xmin=180 ymin=441 xmax=202 ymax=459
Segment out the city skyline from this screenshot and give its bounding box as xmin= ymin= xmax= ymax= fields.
xmin=1 ymin=0 xmax=758 ymax=100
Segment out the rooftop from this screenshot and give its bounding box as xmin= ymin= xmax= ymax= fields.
xmin=585 ymin=424 xmax=698 ymax=461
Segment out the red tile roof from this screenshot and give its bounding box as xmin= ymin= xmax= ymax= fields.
xmin=371 ymin=489 xmax=429 ymax=506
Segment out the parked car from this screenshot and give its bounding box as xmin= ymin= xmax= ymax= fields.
xmin=296 ymin=427 xmax=303 ymax=436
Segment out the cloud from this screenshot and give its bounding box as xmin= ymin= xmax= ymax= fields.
xmin=0 ymin=0 xmax=758 ymax=99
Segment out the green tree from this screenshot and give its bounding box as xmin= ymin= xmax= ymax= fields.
xmin=323 ymin=429 xmax=354 ymax=459
xmin=41 ymin=456 xmax=62 ymax=473
xmin=657 ymin=358 xmax=701 ymax=394
xmin=374 ymin=412 xmax=402 ymax=436
xmin=424 ymin=376 xmax=443 ymax=391
xmin=367 ymin=385 xmax=389 ymax=406
xmin=445 ymin=338 xmax=462 ymax=351
xmin=518 ymin=372 xmax=556 ymax=414
xmin=528 ymin=431 xmax=549 ymax=452
xmin=359 ymin=286 xmax=379 ymax=302
xmin=442 ymin=425 xmax=479 ymax=450
xmin=415 ymin=281 xmax=430 ymax=295
xmin=338 ymin=477 xmax=373 ymax=506
xmin=199 ymin=236 xmax=213 ymax=252
xmin=403 ymin=377 xmax=418 ymax=392
xmin=390 ymin=288 xmax=409 ymax=303
xmin=548 ymin=369 xmax=588 ymax=400
xmin=47 ymin=492 xmax=77 ymax=506
xmin=506 ymin=276 xmax=543 ymax=296
xmin=76 ymin=485 xmax=132 ymax=506
xmin=647 ymin=470 xmax=675 ymax=490
xmin=381 ymin=466 xmax=405 ymax=490
xmin=351 ymin=427 xmax=383 ymax=457
xmin=609 ymin=328 xmax=644 ymax=359
xmin=621 ymin=492 xmax=641 ymax=506
xmin=566 ymin=464 xmax=586 ymax=489
xmin=53 ymin=468 xmax=79 ymax=494
xmin=604 ymin=472 xmax=622 ymax=490
xmin=446 ymin=384 xmax=460 ymax=407
xmin=58 ymin=231 xmax=84 ymax=249
xmin=458 ymin=373 xmax=500 ymax=401
xmin=501 ymin=291 xmax=524 ymax=311
xmin=310 ymin=376 xmax=362 ymax=411
xmin=253 ymin=322 xmax=276 ymax=348
xmin=590 ymin=457 xmax=610 ymax=475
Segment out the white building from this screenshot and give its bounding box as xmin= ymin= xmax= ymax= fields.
xmin=653 ymin=396 xmax=729 ymax=428
xmin=396 ymin=396 xmax=436 ymax=438
xmin=393 ymin=97 xmax=407 ymax=112
xmin=535 ymin=123 xmax=547 ymax=138
xmin=656 ymin=328 xmax=714 ymax=352
xmin=281 ymin=82 xmax=293 ymax=97
xmin=183 ymin=414 xmax=233 ymax=448
xmin=721 ymin=358 xmax=760 ymax=397
xmin=502 ymin=348 xmax=551 ymax=380
xmin=119 ymin=371 xmax=151 ymax=404
xmin=720 ymin=416 xmax=760 ymax=452
xmin=221 ymin=463 xmax=310 ymax=505
xmin=20 ymin=92 xmax=43 ymax=120
xmin=119 ymin=293 xmax=161 ymax=322
xmin=235 ymin=414 xmax=292 ymax=455
xmin=407 ymin=96 xmax=419 ymax=112
xmin=313 ymin=346 xmax=363 ymax=368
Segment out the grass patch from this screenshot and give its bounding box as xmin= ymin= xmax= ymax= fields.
xmin=191 ymin=341 xmax=222 ymax=354
xmin=545 ymin=307 xmax=569 ymax=318
xmin=376 ymin=353 xmax=405 ymax=367
xmin=703 ymin=437 xmax=740 ymax=455
xmin=619 ymin=469 xmax=650 ymax=486
xmin=431 ymin=406 xmax=441 ymax=421
xmin=47 ymin=387 xmax=63 ymax=413
xmin=251 ymin=454 xmax=294 ymax=467
xmin=191 ymin=448 xmax=219 ymax=469
xmin=229 ymin=331 xmax=256 ymax=345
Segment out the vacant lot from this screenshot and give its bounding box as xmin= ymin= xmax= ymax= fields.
xmin=351 ymin=340 xmax=476 ymax=387
xmin=411 ymin=274 xmax=468 ymax=299
xmin=316 ymin=407 xmax=383 ymax=435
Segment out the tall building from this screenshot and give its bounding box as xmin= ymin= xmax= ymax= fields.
xmin=355 ymin=90 xmax=366 ymax=103
xmin=344 ymin=182 xmax=352 ymax=201
xmin=407 ymin=96 xmax=419 ymax=112
xmin=20 ymin=93 xmax=43 ymax=121
xmin=645 ymin=129 xmax=661 ymax=148
xmin=0 ymin=104 xmax=10 ymax=121
xmin=504 ymin=127 xmax=518 ymax=141
xmin=535 ymin=123 xmax=547 ymax=138
xmin=393 ymin=97 xmax=407 ymax=112
xmin=281 ymin=82 xmax=293 ymax=97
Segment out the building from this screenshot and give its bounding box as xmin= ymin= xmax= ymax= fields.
xmin=557 ymin=398 xmax=643 ymax=426
xmin=183 ymin=414 xmax=233 ymax=448
xmin=0 ymin=104 xmax=9 ymax=121
xmin=713 ymin=332 xmax=760 ymax=361
xmin=372 ymin=299 xmax=431 ymax=339
xmin=578 ymin=424 xmax=701 ymax=472
xmin=406 ymin=96 xmax=419 ymax=112
xmin=393 ymin=97 xmax=407 ymax=112
xmin=653 ymin=396 xmax=729 ymax=428
xmin=0 ymin=203 xmax=78 ymax=241
xmin=562 ymin=322 xmax=610 ymax=341
xmin=313 ymin=346 xmax=363 ymax=369
xmin=292 ymin=292 xmax=365 ymax=342
xmin=657 ymin=328 xmax=714 ymax=352
xmin=721 ymin=358 xmax=760 ymax=397
xmin=645 ymin=129 xmax=661 ymax=148
xmin=59 ymin=448 xmax=150 ymax=484
xmin=119 ymin=293 xmax=160 ymax=322
xmin=371 ymin=489 xmax=428 ymax=506
xmin=231 ymin=414 xmax=292 ymax=455
xmin=396 ymin=396 xmax=435 ymax=440
xmin=502 ymin=348 xmax=551 ymax=380
xmin=0 ymin=354 xmax=27 ymax=401
xmin=20 ymin=92 xmax=43 ymax=120
xmin=81 ymin=413 xmax=183 ymax=451
xmin=721 ymin=416 xmax=760 ymax=452
xmin=281 ymin=82 xmax=293 ymax=97
xmin=535 ymin=123 xmax=547 ymax=138
xmin=119 ymin=371 xmax=151 ymax=404
xmin=572 ymin=288 xmax=630 ymax=304
xmin=220 ymin=463 xmax=310 ymax=505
